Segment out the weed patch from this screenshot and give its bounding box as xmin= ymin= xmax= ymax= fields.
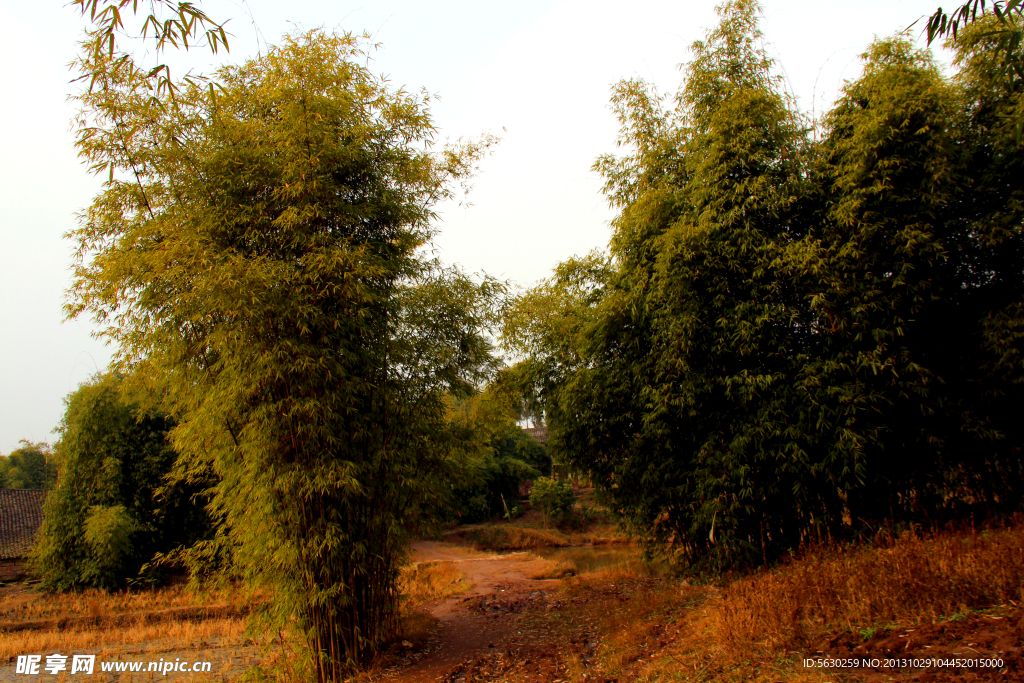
xmin=718 ymin=523 xmax=1024 ymax=650
xmin=444 ymin=525 xmax=571 ymax=550
xmin=530 ymin=560 xmax=578 ymax=580
xmin=516 ymin=525 xmax=1024 ymax=683
xmin=399 ymin=561 xmax=470 ymax=608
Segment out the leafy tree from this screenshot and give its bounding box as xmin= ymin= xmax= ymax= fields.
xmin=445 ymin=385 xmax=550 ymax=523
xmin=816 ymin=39 xmax=964 ymax=525
xmin=72 ymin=0 xmax=228 ymax=98
xmin=0 ymin=442 xmax=57 ymax=489
xmin=510 ymin=0 xmax=820 ymax=571
xmin=529 ymin=477 xmax=575 ymax=528
xmin=508 ymin=0 xmax=1024 ymax=574
xmin=66 ymin=29 xmax=498 ymax=680
xmin=29 ymin=374 xmax=211 ymax=590
xmin=501 ymin=251 xmax=612 ymax=432
xmin=921 ymin=1 xmax=1024 ymax=140
xmin=453 ymin=427 xmax=549 ymax=523
xmin=923 ymin=1 xmax=1021 ymax=59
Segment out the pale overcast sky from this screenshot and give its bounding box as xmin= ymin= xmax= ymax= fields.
xmin=0 ymin=0 xmax=951 ymax=453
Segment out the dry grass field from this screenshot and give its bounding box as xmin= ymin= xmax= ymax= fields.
xmin=5 ymin=521 xmax=1023 ymax=681
xmin=0 ymin=559 xmax=473 ymax=682
xmin=0 ymin=582 xmax=258 ymax=682
xmin=511 ymin=520 xmax=1024 ymax=682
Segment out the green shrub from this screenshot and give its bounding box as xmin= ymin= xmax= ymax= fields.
xmin=82 ymin=505 xmax=138 ymax=587
xmin=453 ymin=429 xmax=550 ymax=523
xmin=30 ymin=374 xmax=212 ymax=590
xmin=530 ymin=477 xmax=575 ymax=528
xmin=0 ymin=441 xmax=57 ymax=489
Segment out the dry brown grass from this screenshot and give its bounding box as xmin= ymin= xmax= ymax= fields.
xmin=548 ymin=573 xmax=834 ymax=683
xmin=1 ymin=562 xmax=472 ymax=681
xmin=529 ymin=560 xmax=578 ymax=580
xmin=589 ymin=531 xmax=632 ymax=546
xmin=0 ymin=562 xmax=468 ymax=678
xmin=0 ymin=583 xmax=255 ymax=663
xmin=398 ymin=560 xmax=470 ymax=608
xmin=444 ymin=524 xmax=571 ymax=550
xmin=718 ymin=523 xmax=1024 ymax=650
xmin=534 ymin=524 xmax=1024 ymax=683
xmin=0 ymin=615 xmax=248 ymax=660
xmin=0 ymin=583 xmax=213 ymax=622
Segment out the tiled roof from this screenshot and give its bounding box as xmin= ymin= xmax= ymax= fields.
xmin=0 ymin=489 xmax=46 ymax=560
xmin=522 ymin=426 xmax=548 ymax=444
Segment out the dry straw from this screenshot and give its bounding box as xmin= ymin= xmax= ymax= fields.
xmin=718 ymin=522 xmax=1024 ymax=649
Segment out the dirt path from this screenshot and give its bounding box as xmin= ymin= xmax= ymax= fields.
xmin=374 ymin=542 xmax=562 ymax=683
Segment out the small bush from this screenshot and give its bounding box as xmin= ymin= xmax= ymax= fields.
xmin=558 ymin=503 xmax=607 ymax=532
xmin=530 ymin=559 xmax=578 ymax=580
xmin=399 ymin=561 xmax=469 ymax=607
xmin=81 ymin=505 xmax=138 ymax=587
xmin=445 ymin=525 xmax=570 ymax=550
xmin=504 ymin=502 xmax=523 ymax=521
xmin=30 ymin=374 xmax=212 ymax=590
xmin=529 ymin=477 xmax=575 ymax=527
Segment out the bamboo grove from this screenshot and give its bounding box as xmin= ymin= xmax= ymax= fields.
xmin=67 ymin=31 xmax=500 ymax=680
xmin=504 ymin=1 xmax=1024 ymax=573
xmin=63 ymin=0 xmax=1024 ymax=677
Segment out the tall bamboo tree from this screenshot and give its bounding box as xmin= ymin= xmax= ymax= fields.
xmin=68 ymin=30 xmax=498 ymax=680
xmin=508 ymin=0 xmax=1024 ymax=573
xmin=508 ymin=0 xmax=824 ymax=572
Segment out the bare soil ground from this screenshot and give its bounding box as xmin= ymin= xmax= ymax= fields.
xmin=820 ymin=610 xmax=1024 ymax=682
xmin=370 ymin=538 xmax=1024 ymax=683
xmin=5 ymin=534 xmax=1023 ymax=682
xmin=368 ymin=541 xmax=562 ymax=682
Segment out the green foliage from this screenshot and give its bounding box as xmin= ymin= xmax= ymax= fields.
xmin=66 ymin=29 xmax=499 ymax=680
xmin=30 ymin=374 xmax=211 ymax=590
xmin=502 ymin=251 xmax=612 ymax=428
xmin=924 ymin=1 xmax=1022 ymax=72
xmin=446 ymin=387 xmax=550 ymax=523
xmin=529 ymin=477 xmax=575 ymax=528
xmin=82 ymin=505 xmax=138 ymax=586
xmin=922 ymin=2 xmax=1024 ymax=141
xmin=0 ymin=441 xmax=57 ymax=489
xmin=453 ymin=428 xmax=549 ymax=523
xmin=924 ymin=1 xmax=1022 ymax=40
xmin=72 ymin=0 xmax=228 ymax=99
xmin=507 ymin=0 xmax=1024 ymax=574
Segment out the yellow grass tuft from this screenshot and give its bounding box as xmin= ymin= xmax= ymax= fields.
xmin=530 ymin=560 xmax=578 ymax=580
xmin=444 ymin=524 xmax=570 ymax=550
xmin=398 ymin=560 xmax=470 ymax=608
xmin=718 ymin=523 xmax=1024 ymax=649
xmin=0 ymin=583 xmax=254 ymax=662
